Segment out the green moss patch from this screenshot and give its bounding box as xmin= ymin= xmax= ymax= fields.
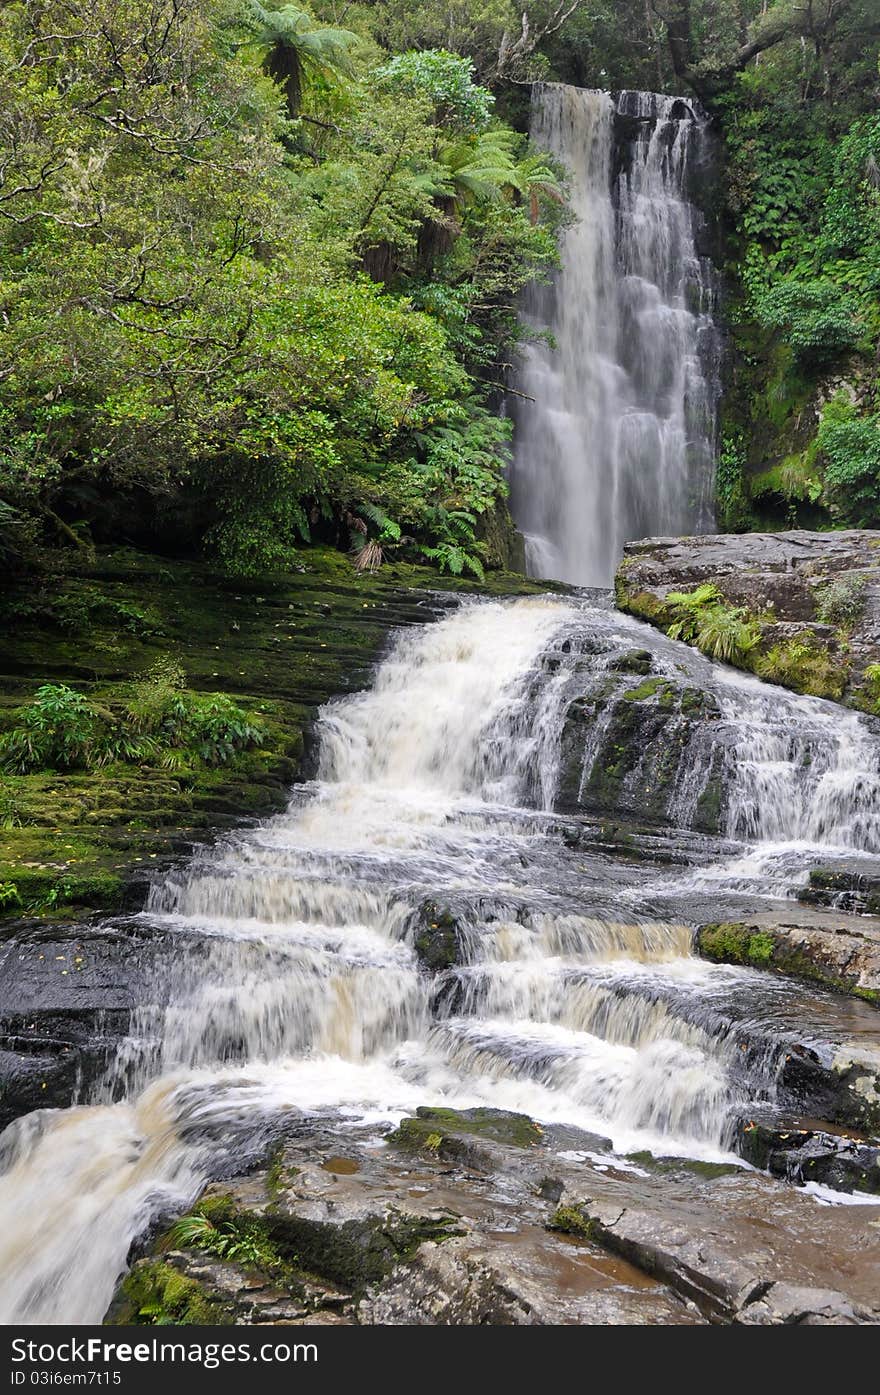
xmin=697 ymin=921 xmax=879 ymax=1003
xmin=111 ymin=1260 xmax=234 ymax=1326
xmin=391 ymin=1106 xmax=544 ymax=1154
xmin=547 ymin=1205 xmax=594 ymax=1239
xmin=0 ymin=546 xmax=548 ymax=919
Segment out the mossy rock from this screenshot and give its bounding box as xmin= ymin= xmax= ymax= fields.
xmin=625 ymin=1151 xmax=741 ymax=1181
xmin=390 ymin=1106 xmax=544 ymax=1163
xmin=621 ymin=676 xmax=670 ymax=702
xmin=412 ymin=901 xmax=464 ymax=971
xmin=696 ymin=921 xmax=880 ymax=1004
xmin=266 ymin=1210 xmax=460 ymax=1291
xmin=608 ymin=649 xmax=653 ymax=676
xmin=547 ymin=1204 xmax=594 ymax=1239
xmin=697 ymin=922 xmax=775 ymax=967
xmin=109 ymin=1259 xmax=234 ymax=1326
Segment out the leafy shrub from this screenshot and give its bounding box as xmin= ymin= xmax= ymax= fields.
xmin=0 ymin=685 xmax=105 ymax=773
xmin=374 ymin=50 xmax=494 ymax=132
xmin=1 ymin=672 xmax=262 ymax=774
xmin=819 ymin=402 xmax=880 ymax=528
xmin=0 ymin=883 xmax=21 ymax=911
xmin=756 ymin=279 xmax=863 ymax=364
xmin=715 ymin=429 xmax=752 ymax=531
xmin=859 ymin=661 xmax=880 ymax=716
xmin=665 ymin=585 xmax=761 ymax=664
xmin=168 ymin=1202 xmax=284 ymax=1274
xmin=813 ymin=574 xmax=867 ymax=627
xmin=149 ymin=693 xmax=264 ymax=768
xmin=756 ymin=635 xmax=845 ymax=700
xmin=0 ymin=793 xmax=23 ymax=830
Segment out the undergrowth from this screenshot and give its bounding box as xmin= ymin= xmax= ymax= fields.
xmin=0 ymin=663 xmax=263 ymax=775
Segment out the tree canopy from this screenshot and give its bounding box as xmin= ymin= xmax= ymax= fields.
xmin=0 ymin=0 xmax=878 ymax=575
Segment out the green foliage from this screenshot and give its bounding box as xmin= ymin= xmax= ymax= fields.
xmin=756 ymin=279 xmax=864 ymax=365
xmin=242 ymin=3 xmax=359 ymax=117
xmin=818 ymin=398 xmax=880 ymax=527
xmin=0 ymin=675 xmax=263 ymax=775
xmin=813 ymin=574 xmax=867 ymax=627
xmin=167 ymin=1199 xmax=286 ymax=1274
xmin=0 ymin=792 xmax=25 ymax=831
xmin=375 ymin=50 xmax=493 ymax=132
xmin=715 ymin=429 xmax=752 ymax=531
xmin=755 ymin=635 xmax=846 ymax=700
xmin=719 ymin=20 xmax=880 ymax=528
xmin=699 ymin=923 xmax=776 ymax=968
xmin=1 ymin=686 xmax=105 ymax=774
xmin=665 ymin=585 xmax=761 ymax=664
xmin=548 ymin=1204 xmax=594 ymax=1238
xmin=0 ymin=0 xmax=564 ymax=581
xmin=0 ymin=882 xmax=21 ymax=911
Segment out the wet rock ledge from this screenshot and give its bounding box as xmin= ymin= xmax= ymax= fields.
xmin=106 ymin=1107 xmax=880 ymax=1327
xmin=616 ymin=530 xmax=880 ymax=710
xmin=696 ymin=912 xmax=880 ymax=1005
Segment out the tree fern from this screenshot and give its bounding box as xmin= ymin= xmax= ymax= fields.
xmin=242 ymin=3 xmax=358 ymax=118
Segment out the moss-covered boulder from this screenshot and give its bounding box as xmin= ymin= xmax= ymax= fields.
xmin=411 ymin=901 xmax=467 ymax=972
xmin=555 ymin=660 xmax=726 ymax=833
xmin=390 ymin=1106 xmax=544 ymax=1170
xmin=696 ymin=919 xmax=880 ymax=1004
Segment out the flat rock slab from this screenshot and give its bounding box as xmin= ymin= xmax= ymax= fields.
xmin=111 ymin=1106 xmax=880 ymax=1326
xmin=560 ymin=1165 xmax=880 ymax=1323
xmin=0 ymin=920 xmax=163 ymax=1125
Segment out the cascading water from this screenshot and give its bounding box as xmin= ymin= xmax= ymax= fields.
xmin=2 ymin=597 xmax=880 ymax=1323
xmin=510 ymin=85 xmax=719 ymax=585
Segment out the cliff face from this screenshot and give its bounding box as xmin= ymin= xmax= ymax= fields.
xmin=616 ymin=530 xmax=880 ymax=712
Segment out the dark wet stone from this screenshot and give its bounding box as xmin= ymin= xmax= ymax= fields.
xmin=411 ymin=900 xmax=468 ymax=971
xmin=555 ymin=667 xmax=729 ymax=832
xmin=735 ymin=1119 xmax=880 ymax=1195
xmin=608 ymin=649 xmax=653 ymax=675
xmin=0 ymin=922 xmax=160 ymax=1125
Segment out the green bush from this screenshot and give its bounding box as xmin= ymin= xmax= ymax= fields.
xmin=665 ymin=585 xmax=761 ymax=664
xmin=756 ymin=635 xmax=846 ymax=699
xmin=756 ymin=278 xmax=863 ymax=365
xmin=819 ymin=404 xmax=880 ymax=527
xmin=374 ymin=49 xmax=493 ymax=132
xmin=0 ymin=882 xmax=21 ymax=911
xmin=0 ymin=685 xmax=106 ymax=773
xmin=1 ymin=673 xmax=263 ymax=774
xmin=813 ymin=574 xmax=867 ymax=627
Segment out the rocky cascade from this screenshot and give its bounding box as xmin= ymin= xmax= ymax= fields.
xmin=0 ymin=596 xmax=878 ymax=1325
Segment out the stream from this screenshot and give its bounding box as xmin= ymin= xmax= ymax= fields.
xmin=1 ymin=595 xmax=879 ymax=1323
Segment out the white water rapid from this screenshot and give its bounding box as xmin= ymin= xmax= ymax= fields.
xmin=2 ymin=598 xmax=880 ymax=1323
xmin=510 ymin=86 xmax=719 ymax=585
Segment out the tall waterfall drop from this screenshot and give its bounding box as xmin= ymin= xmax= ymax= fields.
xmin=510 ymin=86 xmax=720 ymax=586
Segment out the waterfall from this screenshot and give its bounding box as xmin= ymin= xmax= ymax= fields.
xmin=510 ymin=85 xmax=719 ymax=586
xmin=2 ymin=598 xmax=880 ymax=1323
